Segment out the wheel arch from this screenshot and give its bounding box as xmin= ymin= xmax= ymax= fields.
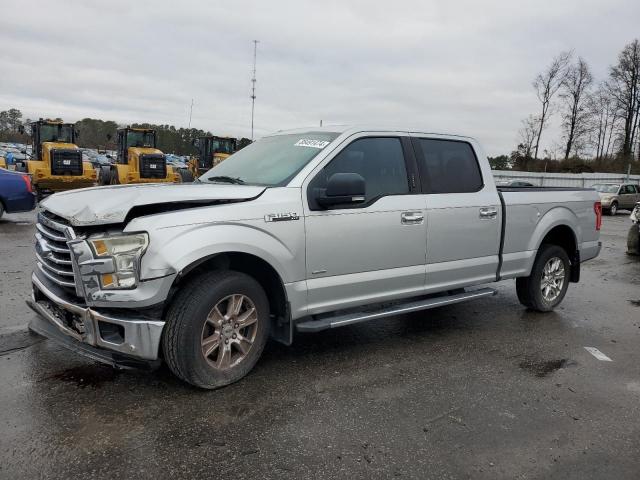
xmin=530 ymin=209 xmax=580 ymax=282
xmin=167 ymin=251 xmax=291 ymax=345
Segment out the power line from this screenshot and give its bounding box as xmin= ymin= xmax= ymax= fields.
xmin=250 ymin=40 xmax=259 ymax=141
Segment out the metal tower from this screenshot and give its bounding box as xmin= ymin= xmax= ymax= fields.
xmin=250 ymin=40 xmax=259 ymax=141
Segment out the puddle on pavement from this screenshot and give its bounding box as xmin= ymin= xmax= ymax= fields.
xmin=519 ymin=358 xmax=576 ymax=377
xmin=52 ymin=364 xmax=122 ymax=388
xmin=629 ymin=300 xmax=640 ymax=307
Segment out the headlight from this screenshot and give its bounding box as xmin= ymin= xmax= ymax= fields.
xmin=89 ymin=233 xmax=148 ymax=289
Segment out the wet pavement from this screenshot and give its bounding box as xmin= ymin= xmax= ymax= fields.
xmin=1 ymin=211 xmax=639 ymax=479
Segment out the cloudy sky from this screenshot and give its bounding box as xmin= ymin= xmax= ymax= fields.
xmin=1 ymin=0 xmax=638 ymax=155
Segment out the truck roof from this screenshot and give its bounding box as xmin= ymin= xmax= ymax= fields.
xmin=270 ymin=125 xmax=477 ymax=142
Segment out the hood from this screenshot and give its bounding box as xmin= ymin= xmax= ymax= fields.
xmin=41 ymin=182 xmax=266 ymax=226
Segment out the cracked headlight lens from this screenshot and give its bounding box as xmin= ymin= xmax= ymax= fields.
xmin=89 ymin=233 xmax=148 ymax=289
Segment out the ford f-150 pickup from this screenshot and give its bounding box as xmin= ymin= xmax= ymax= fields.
xmin=27 ymin=126 xmax=602 ymax=388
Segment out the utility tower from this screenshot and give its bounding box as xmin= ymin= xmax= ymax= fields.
xmin=250 ymin=40 xmax=259 ymax=141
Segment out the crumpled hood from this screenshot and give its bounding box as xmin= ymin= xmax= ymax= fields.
xmin=41 ymin=182 xmax=266 ymax=226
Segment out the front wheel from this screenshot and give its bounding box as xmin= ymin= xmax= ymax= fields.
xmin=162 ymin=270 xmax=270 ymax=389
xmin=609 ymin=202 xmax=618 ymax=216
xmin=516 ymin=244 xmax=571 ymax=312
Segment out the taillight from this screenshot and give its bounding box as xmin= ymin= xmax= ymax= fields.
xmin=594 ymin=201 xmax=602 ymax=231
xmin=21 ymin=174 xmax=33 ymax=193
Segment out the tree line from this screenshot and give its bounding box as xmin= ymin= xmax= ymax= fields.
xmin=504 ymin=38 xmax=640 ymax=174
xmin=0 ymin=112 xmax=250 ymax=155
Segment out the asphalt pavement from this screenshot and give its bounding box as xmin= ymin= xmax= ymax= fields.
xmin=1 ymin=210 xmax=639 ymax=479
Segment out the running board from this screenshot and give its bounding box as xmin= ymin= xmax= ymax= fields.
xmin=295 ymin=288 xmax=497 ymax=333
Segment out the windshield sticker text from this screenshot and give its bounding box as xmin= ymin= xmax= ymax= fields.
xmin=294 ymin=139 xmax=330 ymax=149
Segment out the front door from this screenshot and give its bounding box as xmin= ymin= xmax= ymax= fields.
xmin=619 ymin=184 xmax=639 ymax=209
xmin=303 ymin=136 xmax=426 ymax=315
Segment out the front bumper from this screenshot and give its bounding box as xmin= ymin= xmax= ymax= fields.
xmin=27 ymin=272 xmax=165 ymax=366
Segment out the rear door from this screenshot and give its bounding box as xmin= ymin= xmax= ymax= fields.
xmin=411 ymin=136 xmax=502 ymax=292
xmin=619 ymin=185 xmax=637 ymax=209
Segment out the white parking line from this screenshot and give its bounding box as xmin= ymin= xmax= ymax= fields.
xmin=584 ymin=347 xmax=613 ymax=362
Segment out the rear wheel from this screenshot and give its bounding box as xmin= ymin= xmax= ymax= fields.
xmin=99 ymin=166 xmax=111 ymax=185
xmin=178 ymin=168 xmax=194 ymax=183
xmin=516 ymin=244 xmax=570 ymax=312
xmin=0 ymin=201 xmax=4 ymax=218
xmin=162 ymin=270 xmax=270 ymax=389
xmin=109 ymin=168 xmax=120 ymax=185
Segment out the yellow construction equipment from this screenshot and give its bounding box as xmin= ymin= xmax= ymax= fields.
xmin=101 ymin=127 xmax=180 ymax=185
xmin=185 ymin=135 xmax=237 ymax=180
xmin=15 ymin=119 xmax=97 ymax=199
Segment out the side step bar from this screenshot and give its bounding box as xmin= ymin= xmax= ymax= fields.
xmin=295 ymin=288 xmax=497 ymax=333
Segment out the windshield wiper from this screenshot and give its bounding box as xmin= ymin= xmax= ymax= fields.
xmin=205 ymin=175 xmax=246 ymax=185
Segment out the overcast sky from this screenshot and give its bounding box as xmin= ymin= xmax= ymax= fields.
xmin=1 ymin=0 xmax=638 ymax=155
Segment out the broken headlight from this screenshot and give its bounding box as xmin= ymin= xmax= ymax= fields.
xmin=89 ymin=233 xmax=149 ymax=289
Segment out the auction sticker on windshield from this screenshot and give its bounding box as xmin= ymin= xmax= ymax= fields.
xmin=294 ymin=139 xmax=330 ymax=149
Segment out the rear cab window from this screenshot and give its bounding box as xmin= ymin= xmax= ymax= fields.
xmin=412 ymin=138 xmax=483 ymax=194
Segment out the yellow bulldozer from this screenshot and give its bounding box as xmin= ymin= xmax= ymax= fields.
xmin=184 ymin=135 xmax=237 ymax=180
xmin=100 ymin=127 xmax=180 ymax=185
xmin=15 ymin=119 xmax=97 ymax=199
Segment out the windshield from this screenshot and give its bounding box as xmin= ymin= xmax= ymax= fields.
xmin=40 ymin=124 xmax=74 ymax=143
xmin=126 ymin=130 xmax=155 ymax=148
xmin=592 ymin=184 xmax=619 ymax=193
xmin=200 ymin=132 xmax=339 ymax=186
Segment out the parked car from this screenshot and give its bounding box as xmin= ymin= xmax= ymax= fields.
xmin=165 ymin=154 xmax=188 ymax=170
xmin=591 ymin=183 xmax=640 ymax=215
xmin=0 ymin=168 xmax=37 ymax=217
xmin=628 ymin=202 xmax=640 ymax=255
xmin=27 ymin=127 xmax=602 ymax=389
xmin=498 ymin=180 xmax=536 ymax=187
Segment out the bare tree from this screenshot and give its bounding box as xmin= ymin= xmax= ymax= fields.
xmin=560 ymin=57 xmax=593 ymax=159
xmin=609 ymin=39 xmax=640 ymax=158
xmin=515 ymin=114 xmax=539 ymax=169
xmin=588 ymin=83 xmax=619 ymax=159
xmin=532 ymin=51 xmax=572 ymax=160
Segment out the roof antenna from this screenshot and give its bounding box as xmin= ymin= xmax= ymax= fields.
xmin=250 ymin=40 xmax=259 ymax=141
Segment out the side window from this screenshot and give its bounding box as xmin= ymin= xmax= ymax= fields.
xmin=416 ymin=139 xmax=483 ymax=193
xmin=309 ymin=137 xmax=409 ymax=206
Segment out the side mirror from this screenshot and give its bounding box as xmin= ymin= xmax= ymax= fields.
xmin=316 ymin=173 xmax=366 ymax=208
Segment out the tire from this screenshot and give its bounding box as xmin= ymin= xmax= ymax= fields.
xmin=109 ymin=168 xmax=120 ymax=185
xmin=99 ymin=166 xmax=111 ymax=185
xmin=516 ymin=244 xmax=571 ymax=312
xmin=178 ymin=168 xmax=194 ymax=183
xmin=0 ymin=201 xmax=4 ymax=218
xmin=628 ymin=225 xmax=640 ymax=255
xmin=162 ymin=270 xmax=270 ymax=389
xmin=609 ymin=202 xmax=618 ymax=216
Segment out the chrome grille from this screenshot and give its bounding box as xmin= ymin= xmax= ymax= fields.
xmin=35 ymin=211 xmax=79 ymax=295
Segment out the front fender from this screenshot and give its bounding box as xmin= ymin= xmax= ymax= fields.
xmin=140 ymin=220 xmax=305 ymax=284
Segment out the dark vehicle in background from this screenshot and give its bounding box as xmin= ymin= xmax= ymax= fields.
xmin=0 ymin=168 xmax=36 ymax=217
xmin=628 ymin=202 xmax=640 ymax=255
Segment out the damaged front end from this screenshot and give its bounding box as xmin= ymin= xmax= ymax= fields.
xmin=28 ymin=210 xmax=175 ymax=367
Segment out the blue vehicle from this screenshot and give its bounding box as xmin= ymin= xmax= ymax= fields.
xmin=0 ymin=168 xmax=37 ymax=218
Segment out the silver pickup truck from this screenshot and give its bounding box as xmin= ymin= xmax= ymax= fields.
xmin=27 ymin=127 xmax=602 ymax=389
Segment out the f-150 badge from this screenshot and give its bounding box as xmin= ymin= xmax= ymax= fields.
xmin=264 ymin=212 xmax=300 ymax=222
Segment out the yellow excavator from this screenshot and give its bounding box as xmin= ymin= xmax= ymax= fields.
xmin=101 ymin=127 xmax=180 ymax=185
xmin=15 ymin=119 xmax=97 ymax=199
xmin=184 ymin=135 xmax=237 ymax=180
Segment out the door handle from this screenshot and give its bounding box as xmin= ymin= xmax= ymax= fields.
xmin=401 ymin=211 xmax=424 ymax=225
xmin=479 ymin=207 xmax=498 ymax=219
